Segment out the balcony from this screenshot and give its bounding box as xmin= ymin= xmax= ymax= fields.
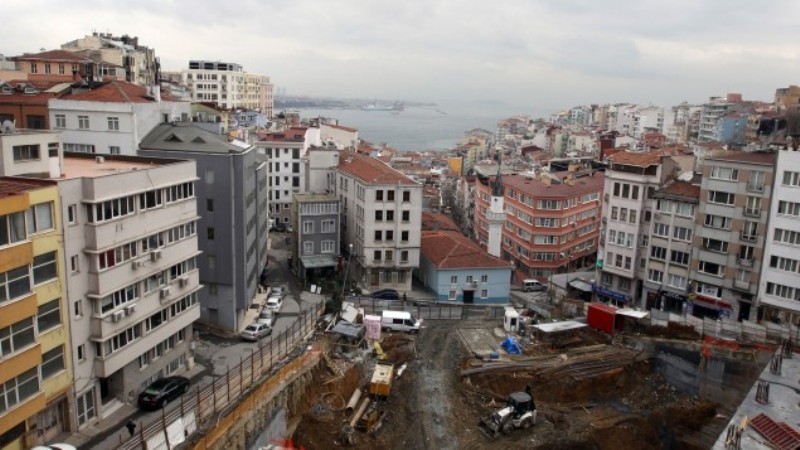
xmin=486 ymin=211 xmax=505 ymax=222
xmin=738 ymin=258 xmax=754 ymax=268
xmin=734 ymin=279 xmax=750 ymax=290
xmin=740 ymin=233 xmax=757 ymax=243
xmin=743 ymin=208 xmax=761 ymax=218
xmin=746 ymin=183 xmax=764 ymax=193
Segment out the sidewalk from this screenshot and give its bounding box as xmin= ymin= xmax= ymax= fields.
xmin=61 ymin=360 xmax=208 ymax=449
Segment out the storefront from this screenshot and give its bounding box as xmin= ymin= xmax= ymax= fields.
xmin=593 ymin=285 xmax=630 ymax=308
xmin=687 ymin=294 xmax=733 ymax=320
xmin=645 ymin=289 xmax=687 ymax=314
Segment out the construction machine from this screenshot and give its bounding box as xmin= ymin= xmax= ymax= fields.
xmin=478 ymin=391 xmax=537 ymax=439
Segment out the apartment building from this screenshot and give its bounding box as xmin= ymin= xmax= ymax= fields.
xmin=335 ymin=153 xmax=422 ymax=292
xmin=9 ymin=50 xmax=99 ymax=85
xmin=61 ymin=33 xmax=159 ymax=85
xmin=291 ymin=194 xmax=340 ymax=283
xmin=598 ymin=151 xmax=683 ymax=306
xmin=140 ymin=123 xmax=268 ymax=332
xmin=473 ymin=167 xmax=604 ymax=283
xmin=0 ymin=176 xmax=72 ymax=448
xmin=48 ymin=81 xmax=189 ymax=155
xmin=757 ymin=148 xmax=800 ymax=324
xmin=180 ymin=61 xmax=273 ymax=116
xmin=641 ymin=181 xmax=700 ymax=314
xmin=690 ymin=151 xmax=775 ymax=321
xmin=255 ymin=127 xmax=321 ymax=225
xmin=0 ymin=81 xmax=70 ymax=130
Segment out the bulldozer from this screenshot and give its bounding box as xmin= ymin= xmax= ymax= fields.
xmin=478 ymin=391 xmax=537 ymax=439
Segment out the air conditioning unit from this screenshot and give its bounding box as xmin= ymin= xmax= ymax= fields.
xmin=178 ymin=276 xmax=189 ymax=287
xmin=124 ymin=303 xmax=137 ymax=315
xmin=132 ymin=260 xmax=142 ymax=270
xmin=111 ymin=310 xmax=124 ymax=322
xmin=160 ymin=287 xmax=171 ymax=299
xmin=151 ymin=250 xmax=162 ymax=261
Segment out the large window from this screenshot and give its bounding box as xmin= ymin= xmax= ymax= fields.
xmin=302 ymin=221 xmax=314 ymax=234
xmin=704 ymin=214 xmax=731 ymax=230
xmin=0 ymin=266 xmax=31 ymax=304
xmin=670 ymin=250 xmax=690 ymax=266
xmin=321 ymin=219 xmax=335 ymax=233
xmin=40 ymin=346 xmax=65 ymax=379
xmin=702 ymin=238 xmax=728 ymax=253
xmin=0 ymin=318 xmax=35 ymax=358
xmin=0 ymin=211 xmax=27 ymax=247
xmin=778 ymin=201 xmax=800 ymax=217
xmin=78 ymin=116 xmax=89 ymax=129
xmin=98 ymin=283 xmax=139 ymax=314
xmin=99 ymin=324 xmax=142 ymax=357
xmin=648 ymin=269 xmax=663 ymax=283
xmin=88 ymin=196 xmax=135 ymax=223
xmin=303 ymin=241 xmax=313 ymax=255
xmin=766 ymin=282 xmax=800 ymax=301
xmin=12 ymin=145 xmax=39 ymax=162
xmin=650 ymin=246 xmax=667 ymax=260
xmin=708 ymin=191 xmax=735 ymax=206
xmin=0 ymin=367 xmax=39 ymax=414
xmin=699 ymin=260 xmax=724 ymax=277
xmin=710 ymin=167 xmax=738 ymax=181
xmin=26 ymin=202 xmax=53 ymax=234
xmin=107 ymin=117 xmax=119 ymax=131
xmin=668 ymin=274 xmax=687 ymax=289
xmin=673 ymin=226 xmax=693 ymax=242
xmin=321 ymin=241 xmax=335 ymax=253
xmin=782 ymin=171 xmax=800 ymax=187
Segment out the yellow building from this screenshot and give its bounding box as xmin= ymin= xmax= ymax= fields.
xmin=447 ymin=156 xmax=463 ymax=176
xmin=0 ymin=178 xmax=71 ymax=449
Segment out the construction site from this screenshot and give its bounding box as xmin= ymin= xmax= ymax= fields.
xmin=290 ymin=307 xmax=772 ymax=450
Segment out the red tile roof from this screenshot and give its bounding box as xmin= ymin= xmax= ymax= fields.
xmin=607 ymin=147 xmax=688 ymax=167
xmin=421 ymin=212 xmax=460 ymax=232
xmin=501 ymin=171 xmax=605 ymax=199
xmin=13 ymin=50 xmax=94 ymax=63
xmin=258 ymin=127 xmax=307 ymax=142
xmin=60 ymin=81 xmax=181 ymax=103
xmin=707 ymin=150 xmax=776 ymax=165
xmin=0 ymin=177 xmax=55 ymax=199
xmin=659 ymin=181 xmax=701 ymax=199
xmin=421 ymin=230 xmax=511 ymax=269
xmin=327 ymin=123 xmax=358 ymax=133
xmin=337 ymin=153 xmax=417 ymax=185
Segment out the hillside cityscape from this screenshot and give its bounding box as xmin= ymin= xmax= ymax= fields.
xmin=1 ymin=28 xmax=800 ymax=450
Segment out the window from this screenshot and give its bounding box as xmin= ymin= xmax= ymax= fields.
xmin=668 ymin=274 xmax=687 ymax=289
xmin=107 ymin=117 xmax=119 ymax=131
xmin=29 ymin=63 xmax=37 ymax=73
xmin=481 ymin=289 xmax=488 ymax=298
xmin=40 ymin=346 xmax=65 ymax=379
xmin=401 ymin=251 xmax=409 ymax=262
xmin=611 ymin=207 xmax=618 ymax=220
xmin=32 ymin=251 xmax=57 ymax=284
xmin=699 ymin=261 xmax=724 ymax=277
xmin=55 ymin=114 xmax=66 ymax=128
xmin=374 ymin=230 xmax=382 ymax=241
xmin=619 ymin=278 xmax=631 ymax=291
xmin=206 ymin=199 xmax=214 ymax=212
xmin=109 ymin=146 xmax=120 ymax=155
xmin=321 ymin=219 xmax=335 ymax=233
xmin=648 ymin=269 xmax=663 ymax=283
xmin=742 ymin=221 xmax=759 ymax=241
xmin=0 ymin=211 xmax=26 ymax=247
xmin=650 ymin=246 xmax=667 ymax=260
xmin=398 ymin=271 xmax=406 ymax=283
xmin=373 ymin=250 xmax=382 ymax=262
xmin=376 ymin=191 xmax=384 ymax=201
xmin=402 ymin=211 xmax=410 ymax=222
xmin=78 ymin=116 xmax=89 ymax=129
xmin=386 ymin=230 xmax=394 ymax=241
xmin=302 ymin=221 xmax=313 ymax=234
xmin=703 ymin=238 xmax=728 ymax=253
xmin=481 ymin=275 xmax=488 ymax=283
xmin=402 ymin=191 xmax=410 ymax=202
xmin=383 ymin=271 xmax=391 ymax=283
xmin=782 ymin=171 xmax=800 ymax=187
xmin=766 ymin=282 xmax=800 ymax=301
xmin=624 ymin=257 xmax=632 ymax=270
xmin=27 ymin=202 xmax=53 ymax=234
xmin=63 ymin=143 xmax=95 ymax=153
xmin=387 ymin=190 xmax=395 ymax=201
xmin=44 ymin=63 xmax=51 ymax=74
xmin=708 ymin=191 xmax=735 ymax=206
xmin=207 ymin=227 xmax=215 ymax=240
xmin=385 ymin=250 xmax=393 ymax=262
xmin=0 ymin=266 xmax=31 ymax=304
xmin=670 ymin=250 xmax=690 ymax=266
xmin=0 ymin=367 xmax=39 ymax=414
xmin=12 ymin=144 xmax=39 ymax=162
xmin=778 ymin=201 xmax=800 ymax=217
xmin=401 ymin=231 xmax=409 ymax=242
xmin=653 ymin=223 xmax=670 ymax=237
xmin=676 ymin=203 xmax=695 ymax=217
xmin=704 ymin=214 xmax=731 ymax=230
xmin=386 ymin=210 xmax=395 ymax=222
xmin=629 ymin=210 xmax=637 ymax=224
xmin=673 ymin=227 xmax=692 ymax=242
xmin=739 ymin=245 xmax=755 ymax=262
xmin=87 ymin=196 xmax=135 ymax=223
xmin=76 ymin=389 xmax=95 ymax=426
xmin=745 ymin=196 xmax=761 ymax=216
xmin=320 ymin=240 xmax=335 ymax=254
xmin=375 ymin=210 xmax=383 ymax=221
xmin=66 ymin=205 xmax=77 ymax=225
xmin=76 ymin=344 xmax=85 ymax=361
xmin=58 ymin=64 xmax=64 ymax=75
xmin=771 ymin=255 xmax=800 ymax=274
xmin=449 ymin=290 xmax=456 ymax=300
xmin=619 ymin=208 xmax=628 ymax=222
xmin=710 ymin=166 xmax=738 ymax=181
xmin=0 ymin=318 xmax=35 ymax=358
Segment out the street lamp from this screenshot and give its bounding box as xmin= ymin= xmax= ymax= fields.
xmin=341 ymin=243 xmax=354 ymax=300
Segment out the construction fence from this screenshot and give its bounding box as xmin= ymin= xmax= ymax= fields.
xmin=649 ymin=309 xmax=800 ymax=345
xmin=349 ymin=296 xmax=505 ymax=321
xmin=118 ymin=303 xmax=325 ymax=450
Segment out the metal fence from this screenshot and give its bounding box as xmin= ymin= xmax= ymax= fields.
xmin=348 ymin=296 xmax=505 ymax=321
xmin=118 ymin=303 xmax=324 ymax=450
xmin=649 ymin=309 xmax=799 ymax=345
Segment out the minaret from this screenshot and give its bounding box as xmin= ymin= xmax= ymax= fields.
xmin=486 ymin=152 xmax=506 ymax=258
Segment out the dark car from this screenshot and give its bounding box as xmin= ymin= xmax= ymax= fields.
xmin=138 ymin=376 xmax=190 ymax=409
xmin=371 ymin=289 xmax=400 ymax=300
xmin=271 ymin=222 xmax=287 ymax=232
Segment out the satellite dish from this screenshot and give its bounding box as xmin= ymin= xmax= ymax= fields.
xmin=1 ymin=120 xmax=16 ymax=134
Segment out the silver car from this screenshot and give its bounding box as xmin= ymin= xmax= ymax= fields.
xmin=240 ymin=323 xmax=272 ymax=341
xmin=257 ymin=310 xmax=274 ymax=326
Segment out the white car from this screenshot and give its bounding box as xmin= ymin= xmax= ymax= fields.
xmin=265 ymin=295 xmax=283 ymax=312
xmin=257 ymin=309 xmax=274 ymax=326
xmin=240 ymin=323 xmax=272 ymax=341
xmin=270 ymin=286 xmax=286 ymax=298
xmin=32 ymin=445 xmax=78 ymax=450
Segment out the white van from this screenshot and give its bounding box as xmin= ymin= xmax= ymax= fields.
xmin=523 ymin=279 xmax=546 ymax=292
xmin=381 ymin=310 xmax=422 ymax=333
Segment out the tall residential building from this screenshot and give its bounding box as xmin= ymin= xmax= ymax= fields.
xmin=474 ymin=166 xmax=604 ymax=283
xmin=641 ymin=181 xmax=700 ymax=314
xmin=61 ymin=33 xmax=159 ymax=86
xmin=335 ymin=153 xmax=422 ymax=292
xmin=0 ymin=176 xmax=72 ymax=448
xmin=774 ymin=85 xmax=800 ymax=114
xmin=598 ymin=151 xmax=685 ymax=306
xmin=139 ymin=123 xmax=268 ymax=332
xmin=757 ymin=148 xmax=800 ymax=324
xmin=181 ymin=61 xmax=274 ymax=116
xmin=255 ymin=127 xmax=321 ymax=225
xmin=690 ymin=151 xmax=775 ymax=321
xmin=48 ymin=81 xmax=190 ymax=155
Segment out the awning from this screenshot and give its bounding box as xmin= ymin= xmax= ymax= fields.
xmin=616 ymin=308 xmax=649 ymax=319
xmin=532 ymin=320 xmax=587 ymax=333
xmin=569 ymin=279 xmax=594 ymax=292
xmin=300 ymin=254 xmax=338 ymax=269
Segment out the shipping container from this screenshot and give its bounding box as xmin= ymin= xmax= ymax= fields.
xmin=587 ymin=303 xmax=619 ymax=335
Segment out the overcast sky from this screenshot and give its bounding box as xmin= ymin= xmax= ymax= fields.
xmin=4 ymin=0 xmax=799 ymax=112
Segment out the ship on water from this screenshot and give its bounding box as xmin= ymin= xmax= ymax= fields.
xmin=361 ymin=100 xmax=405 ymax=112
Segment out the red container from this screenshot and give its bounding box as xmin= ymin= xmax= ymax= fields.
xmin=587 ymin=303 xmax=618 ymax=335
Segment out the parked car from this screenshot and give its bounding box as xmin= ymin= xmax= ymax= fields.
xmin=31 ymin=445 xmax=78 ymax=450
xmin=257 ymin=309 xmax=274 ymax=326
xmin=523 ymin=279 xmax=546 ymax=292
xmin=240 ymin=322 xmax=272 ymax=341
xmin=371 ymin=289 xmax=400 ymax=300
xmin=270 ymin=286 xmax=286 ymax=298
xmin=137 ymin=376 xmax=190 ymax=409
xmin=266 ymin=295 xmax=283 ymax=312
xmin=271 ymin=222 xmax=287 ymax=232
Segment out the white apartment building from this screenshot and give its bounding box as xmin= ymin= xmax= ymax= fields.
xmin=48 ymin=81 xmax=189 ymax=155
xmin=335 ymin=153 xmax=422 ymax=292
xmin=255 ymin=127 xmax=321 ymax=224
xmin=758 ymin=148 xmax=800 ymax=324
xmin=57 ymin=154 xmax=201 ymax=426
xmin=61 ymin=32 xmax=159 ymax=86
xmin=181 ymin=60 xmax=274 ymax=116
xmin=320 ymin=123 xmax=359 ymax=149
xmin=598 ymin=151 xmax=681 ymax=307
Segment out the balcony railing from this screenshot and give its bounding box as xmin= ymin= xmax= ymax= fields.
xmin=734 ymin=279 xmax=750 ymax=290
xmin=743 ymin=208 xmax=761 ymax=218
xmin=740 ymin=232 xmax=757 ymax=243
xmin=738 ymin=258 xmax=754 ymax=268
xmin=746 ymin=183 xmax=764 ymax=193
xmin=486 ymin=211 xmax=505 ymax=221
